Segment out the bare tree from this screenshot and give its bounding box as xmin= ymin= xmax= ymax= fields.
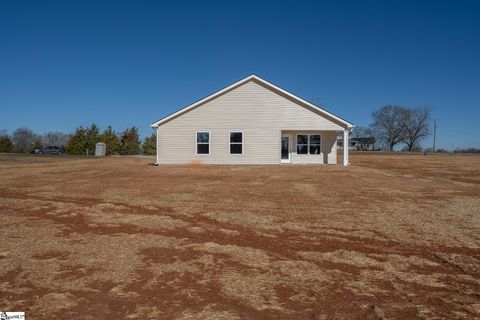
xmin=400 ymin=106 xmax=431 ymax=151
xmin=12 ymin=127 xmax=38 ymax=153
xmin=42 ymin=131 xmax=69 ymax=146
xmin=351 ymin=126 xmax=374 ymax=138
xmin=370 ymin=105 xmax=405 ymax=151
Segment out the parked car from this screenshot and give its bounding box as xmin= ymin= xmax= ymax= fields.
xmin=40 ymin=146 xmax=64 ymax=154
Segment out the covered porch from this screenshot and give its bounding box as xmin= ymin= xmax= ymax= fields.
xmin=280 ymin=130 xmax=350 ymax=165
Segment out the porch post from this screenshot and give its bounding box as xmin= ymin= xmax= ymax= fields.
xmin=155 ymin=128 xmax=159 ymax=166
xmin=343 ymin=130 xmax=349 ymax=166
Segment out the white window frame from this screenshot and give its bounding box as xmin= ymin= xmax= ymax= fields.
xmin=296 ymin=134 xmax=321 ymax=155
xmin=229 ymin=131 xmax=243 ymax=155
xmin=296 ymin=134 xmax=309 ymax=155
xmin=196 ymin=131 xmax=211 ymax=155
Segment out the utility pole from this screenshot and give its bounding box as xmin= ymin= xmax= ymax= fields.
xmin=433 ymin=119 xmax=437 ymax=152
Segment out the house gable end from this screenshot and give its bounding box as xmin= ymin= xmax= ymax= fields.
xmin=151 ymin=75 xmax=353 ymax=129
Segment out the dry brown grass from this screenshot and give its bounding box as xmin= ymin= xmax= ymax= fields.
xmin=0 ymin=153 xmax=479 ymax=319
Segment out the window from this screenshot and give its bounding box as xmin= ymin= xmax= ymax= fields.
xmin=297 ymin=135 xmax=308 ymax=154
xmin=309 ymin=135 xmax=321 ymax=154
xmin=297 ymin=134 xmax=321 ymax=155
xmin=230 ymin=131 xmax=243 ymax=154
xmin=196 ymin=132 xmax=210 ymax=154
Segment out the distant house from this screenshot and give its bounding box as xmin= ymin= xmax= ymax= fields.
xmin=151 ymin=75 xmax=354 ymax=165
xmin=337 ymin=136 xmax=376 ymax=151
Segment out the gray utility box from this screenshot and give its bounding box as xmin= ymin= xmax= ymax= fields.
xmin=95 ymin=142 xmax=106 ymax=157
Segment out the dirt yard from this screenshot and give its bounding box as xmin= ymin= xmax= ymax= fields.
xmin=0 ymin=153 xmax=479 ymax=319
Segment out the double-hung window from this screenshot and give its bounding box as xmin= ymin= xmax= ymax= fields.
xmin=309 ymin=135 xmax=321 ymax=154
xmin=297 ymin=134 xmax=321 ymax=155
xmin=297 ymin=135 xmax=308 ymax=154
xmin=196 ymin=132 xmax=210 ymax=154
xmin=230 ymin=132 xmax=243 ymax=155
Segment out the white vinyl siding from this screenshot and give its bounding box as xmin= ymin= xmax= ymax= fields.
xmin=156 ymin=80 xmax=344 ymax=164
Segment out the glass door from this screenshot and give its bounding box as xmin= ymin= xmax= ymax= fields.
xmin=281 ymin=136 xmax=291 ymax=163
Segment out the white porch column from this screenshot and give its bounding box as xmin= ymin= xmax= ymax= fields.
xmin=155 ymin=128 xmax=159 ymax=166
xmin=343 ymin=130 xmax=349 ymax=166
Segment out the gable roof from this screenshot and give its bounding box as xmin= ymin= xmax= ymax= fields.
xmin=151 ymin=75 xmax=354 ymax=129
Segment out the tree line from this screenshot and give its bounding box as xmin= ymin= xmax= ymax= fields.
xmin=0 ymin=125 xmax=156 ymax=155
xmin=353 ymin=105 xmax=432 ymax=151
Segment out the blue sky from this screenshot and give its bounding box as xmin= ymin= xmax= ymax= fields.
xmin=1 ymin=0 xmax=479 ymax=149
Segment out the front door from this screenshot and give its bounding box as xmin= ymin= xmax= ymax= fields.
xmin=281 ymin=135 xmax=291 ymax=163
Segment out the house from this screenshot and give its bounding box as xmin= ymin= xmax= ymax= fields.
xmin=151 ymin=75 xmax=354 ymax=165
xmin=337 ymin=136 xmax=376 ymax=151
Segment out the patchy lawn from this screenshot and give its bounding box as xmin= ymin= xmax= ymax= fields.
xmin=0 ymin=153 xmax=479 ymax=319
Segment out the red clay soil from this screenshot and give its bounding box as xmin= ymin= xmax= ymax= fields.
xmin=0 ymin=153 xmax=479 ymax=319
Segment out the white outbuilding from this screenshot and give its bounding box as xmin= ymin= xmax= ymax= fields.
xmin=95 ymin=142 xmax=106 ymax=157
